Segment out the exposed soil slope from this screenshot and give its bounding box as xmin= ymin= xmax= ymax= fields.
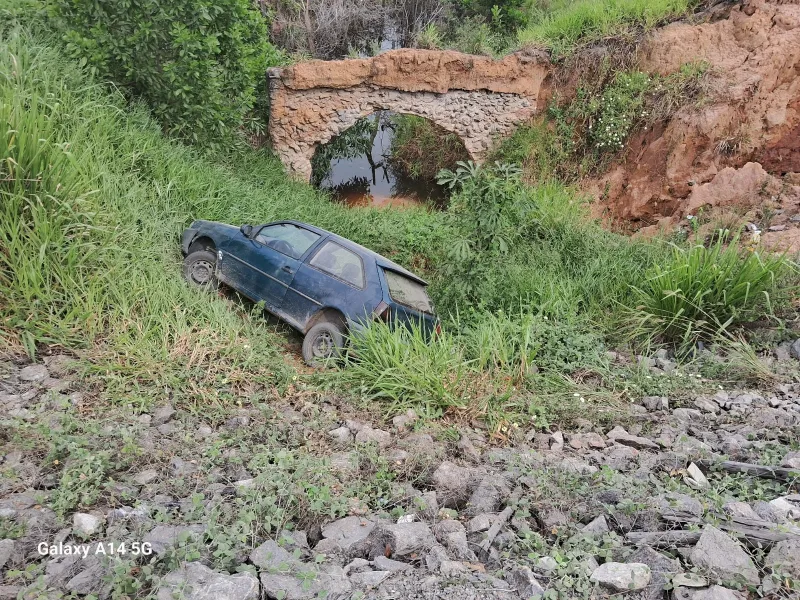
xmin=585 ymin=0 xmax=800 ymax=248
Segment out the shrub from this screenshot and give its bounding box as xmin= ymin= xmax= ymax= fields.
xmin=627 ymin=238 xmax=792 ymax=352
xmin=49 ymin=0 xmax=277 ymax=146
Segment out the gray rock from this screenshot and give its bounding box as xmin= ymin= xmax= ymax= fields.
xmin=769 ymin=496 xmax=800 ymax=521
xmin=694 ymin=397 xmax=720 ymax=413
xmin=466 ymin=475 xmax=509 ymax=516
xmin=0 ymin=539 xmax=14 ymax=570
xmin=327 ymin=426 xmax=353 ymax=446
xmin=673 ymin=408 xmax=703 ymax=422
xmin=642 ymin=396 xmax=669 ymax=411
xmin=65 ymin=557 xmax=110 ymax=597
xmin=549 ymin=431 xmax=564 ymax=452
xmin=319 ymin=516 xmax=375 ymax=553
xmin=590 ymin=562 xmax=651 ymax=592
xmin=357 ymin=521 xmax=435 ymax=559
xmin=424 ymin=543 xmax=451 ymax=571
xmin=72 ymin=513 xmax=102 ymax=536
xmin=789 ymin=339 xmax=800 ymax=360
xmin=656 ymin=492 xmax=704 ymax=518
xmin=467 ymin=513 xmax=494 ymax=533
xmin=439 ymin=560 xmax=469 ymax=577
xmin=672 ymin=585 xmax=743 ymax=600
xmin=133 ymin=469 xmax=158 ymax=485
xmin=151 ymin=404 xmax=175 ymax=426
xmin=581 ymin=515 xmax=609 ymax=535
xmin=143 ymin=525 xmax=205 ymax=555
xmin=722 ymin=501 xmax=761 ymax=520
xmin=0 ymin=585 xmax=21 ymax=599
xmin=534 ymin=556 xmax=558 ymax=573
xmin=260 ymin=565 xmax=351 ymax=600
xmin=354 ymin=426 xmax=391 ymax=448
xmin=607 ymin=426 xmax=659 ymax=451
xmin=431 ymin=461 xmax=480 ymax=508
xmin=250 ymin=540 xmax=302 ymax=572
xmin=343 ymin=558 xmax=371 ymax=574
xmin=507 ymin=566 xmax=545 ymax=597
xmin=765 ymin=538 xmax=800 ymax=578
xmin=690 ymin=525 xmax=759 ymax=586
xmin=170 ymin=457 xmax=198 ymax=477
xmin=349 ymin=570 xmax=390 ymax=587
xmin=433 ymin=520 xmax=476 ymax=562
xmin=19 ymin=364 xmax=48 ymax=382
xmin=627 ymin=545 xmax=680 ymax=600
xmin=157 ymin=562 xmax=258 ymax=600
xmin=672 ymin=573 xmax=708 ymax=588
xmin=373 ymin=555 xmax=413 ymax=572
xmin=781 ymin=451 xmax=800 ymax=469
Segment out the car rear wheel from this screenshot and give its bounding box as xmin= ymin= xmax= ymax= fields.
xmin=182 ymin=250 xmax=218 ymax=289
xmin=302 ymin=321 xmax=345 ymax=367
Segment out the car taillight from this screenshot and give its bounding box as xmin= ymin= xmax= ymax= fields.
xmin=374 ymin=301 xmax=391 ymax=322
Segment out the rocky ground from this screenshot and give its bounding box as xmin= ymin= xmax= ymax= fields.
xmin=1 ymin=351 xmax=799 ymax=600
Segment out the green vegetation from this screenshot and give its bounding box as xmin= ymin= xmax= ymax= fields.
xmin=49 ymin=0 xmax=282 ymax=146
xmin=388 ymin=115 xmax=470 ymax=182
xmin=491 ymin=63 xmax=709 ymax=180
xmin=628 ymin=238 xmax=791 ymax=353
xmin=518 ymin=0 xmax=695 ymax=55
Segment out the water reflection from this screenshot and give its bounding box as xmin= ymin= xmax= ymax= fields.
xmin=312 ymin=111 xmax=449 ymax=209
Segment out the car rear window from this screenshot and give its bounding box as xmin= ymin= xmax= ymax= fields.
xmin=309 ymin=241 xmax=365 ymax=288
xmin=383 ymin=269 xmax=433 ymax=313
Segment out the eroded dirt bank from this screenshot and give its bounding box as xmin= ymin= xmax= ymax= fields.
xmin=584 ymin=0 xmax=800 ymax=248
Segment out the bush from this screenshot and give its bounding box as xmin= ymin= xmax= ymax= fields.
xmin=627 ymin=238 xmax=792 ymax=352
xmin=49 ymin=0 xmax=277 ymax=146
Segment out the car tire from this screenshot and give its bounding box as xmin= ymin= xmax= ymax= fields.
xmin=302 ymin=321 xmax=345 ymax=367
xmin=182 ymin=250 xmax=218 ymax=289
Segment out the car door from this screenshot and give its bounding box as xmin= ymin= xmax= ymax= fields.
xmin=284 ymin=240 xmax=371 ymax=330
xmin=220 ymin=223 xmax=321 ymax=315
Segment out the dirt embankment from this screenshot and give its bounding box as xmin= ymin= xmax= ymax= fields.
xmin=585 ymin=0 xmax=800 ymax=249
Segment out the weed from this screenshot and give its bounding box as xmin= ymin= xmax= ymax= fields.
xmin=626 ymin=237 xmax=792 ymax=354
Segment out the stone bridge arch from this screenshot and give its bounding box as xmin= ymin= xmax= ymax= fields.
xmin=267 ymin=49 xmax=549 ymax=181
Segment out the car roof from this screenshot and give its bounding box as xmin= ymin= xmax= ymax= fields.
xmin=279 ymin=220 xmax=428 ymax=286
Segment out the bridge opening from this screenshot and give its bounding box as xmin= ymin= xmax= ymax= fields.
xmin=310 ymin=111 xmax=470 ymax=209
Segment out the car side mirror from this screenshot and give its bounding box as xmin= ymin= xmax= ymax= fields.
xmin=240 ymin=224 xmax=254 ymax=238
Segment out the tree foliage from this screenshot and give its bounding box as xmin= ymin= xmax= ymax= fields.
xmin=49 ymin=0 xmax=279 ymax=145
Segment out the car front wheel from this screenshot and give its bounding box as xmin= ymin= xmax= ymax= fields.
xmin=302 ymin=321 xmax=345 ymax=367
xmin=182 ymin=250 xmax=218 ymax=289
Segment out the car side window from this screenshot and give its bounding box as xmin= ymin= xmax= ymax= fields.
xmin=309 ymin=241 xmax=365 ymax=288
xmin=255 ymin=224 xmax=320 ymax=259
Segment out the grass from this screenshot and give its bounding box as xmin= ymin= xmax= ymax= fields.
xmin=0 ymin=27 xmax=448 ymax=404
xmin=1 ymin=20 xmax=794 ymax=430
xmin=518 ymin=0 xmax=696 ymax=55
xmin=627 ymin=238 xmax=792 ymax=353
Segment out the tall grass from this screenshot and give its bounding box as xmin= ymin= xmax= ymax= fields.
xmin=0 ymin=29 xmax=449 ymax=403
xmin=518 ymin=0 xmax=694 ymax=54
xmin=627 ymin=238 xmax=793 ymax=353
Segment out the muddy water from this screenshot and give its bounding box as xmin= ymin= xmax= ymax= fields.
xmin=317 ymin=111 xmax=448 ymax=209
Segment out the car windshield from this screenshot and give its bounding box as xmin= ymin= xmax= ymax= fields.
xmin=383 ymin=269 xmax=433 ymax=313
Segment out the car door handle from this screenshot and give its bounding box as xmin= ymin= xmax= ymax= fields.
xmin=281 ymin=265 xmax=294 ymax=274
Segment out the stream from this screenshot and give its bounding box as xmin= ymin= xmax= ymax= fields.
xmin=314 ymin=111 xmax=449 ymax=209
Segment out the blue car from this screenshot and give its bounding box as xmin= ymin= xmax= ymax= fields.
xmin=180 ymin=220 xmax=439 ymax=365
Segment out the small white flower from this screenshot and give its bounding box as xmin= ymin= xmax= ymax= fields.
xmin=580 ymin=397 xmax=586 ymax=403
xmin=573 ymin=393 xmax=580 ymax=397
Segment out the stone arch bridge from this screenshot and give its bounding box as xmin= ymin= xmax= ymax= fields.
xmin=267 ymin=49 xmax=549 ymax=181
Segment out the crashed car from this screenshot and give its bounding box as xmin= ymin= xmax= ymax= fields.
xmin=181 ymin=219 xmax=439 ymax=365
